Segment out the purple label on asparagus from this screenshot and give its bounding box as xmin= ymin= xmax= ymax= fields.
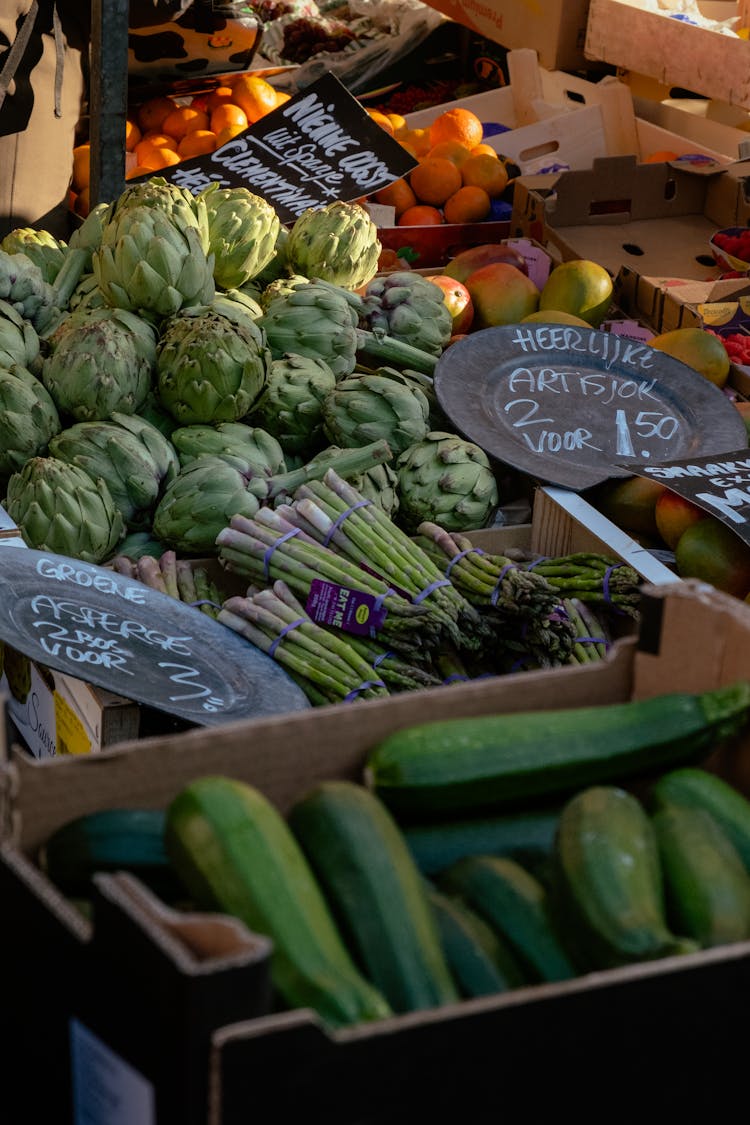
xmin=306 ymin=579 xmax=387 ymax=636
xmin=359 ymin=563 xmax=411 ymax=601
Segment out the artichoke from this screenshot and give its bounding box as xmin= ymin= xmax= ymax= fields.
xmin=286 ymin=200 xmax=381 ymax=291
xmin=259 ymin=280 xmax=359 ymax=379
xmin=93 ymin=204 xmax=215 ymax=320
xmin=250 ymin=352 xmax=335 ymax=457
xmin=356 ymin=460 xmax=400 ymax=519
xmin=110 ymin=177 xmax=210 ymax=254
xmin=210 ymin=289 xmax=263 ymax=333
xmin=171 ymin=422 xmax=286 ymax=476
xmin=0 ymin=364 xmax=61 ymax=475
xmin=361 ymin=271 xmax=453 ymax=356
xmin=137 ymin=390 xmax=179 ymax=439
xmin=396 ymin=432 xmax=499 ymax=533
xmin=259 ymin=274 xmax=310 ymax=312
xmin=0 ymin=299 xmax=41 ymax=370
xmin=42 ymin=307 xmax=156 ymax=421
xmin=5 ymin=456 xmax=125 ymax=563
xmin=322 ymin=371 xmax=430 ymax=456
xmin=48 ymin=412 xmax=180 ymax=530
xmin=201 ymin=183 xmax=281 ymax=290
xmin=156 ymin=308 xmax=269 ymax=425
xmin=251 ymin=224 xmax=290 ymax=289
xmin=116 ymin=531 xmax=167 ymax=560
xmin=152 ymin=455 xmax=260 ymax=553
xmin=1 ymin=227 xmax=67 ymax=284
xmin=69 ymin=272 xmax=107 ymax=313
xmin=0 ymin=250 xmax=60 ymax=334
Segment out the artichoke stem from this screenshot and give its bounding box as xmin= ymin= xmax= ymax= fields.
xmin=355 ymin=329 xmax=438 ymax=375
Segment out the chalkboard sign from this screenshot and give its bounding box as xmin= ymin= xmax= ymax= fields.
xmin=154 ymin=73 xmax=417 ymax=224
xmin=622 ymin=448 xmax=750 ymax=548
xmin=434 ymin=324 xmax=748 ymax=490
xmin=0 ymin=550 xmax=309 ymax=726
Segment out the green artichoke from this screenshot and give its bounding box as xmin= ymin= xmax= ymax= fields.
xmin=48 ymin=412 xmax=180 ymax=530
xmin=210 ymin=289 xmax=263 ymax=333
xmin=250 ymin=352 xmax=336 ymax=458
xmin=156 ymin=308 xmax=269 ymax=425
xmin=322 ymin=371 xmax=430 ymax=456
xmin=250 ymin=224 xmax=290 ymax=289
xmin=152 ymin=455 xmax=260 ymax=553
xmin=286 ymin=200 xmax=381 ymax=291
xmin=0 ymin=250 xmax=60 ymax=333
xmin=93 ymin=205 xmax=215 ymax=320
xmin=259 ymin=274 xmax=310 ymax=312
xmin=0 ymin=364 xmax=61 ymax=475
xmin=42 ymin=307 xmax=156 ymax=421
xmin=1 ymin=227 xmax=67 ymax=284
xmin=0 ymin=299 xmax=41 ymax=370
xmin=69 ymin=272 xmax=107 ymax=313
xmin=396 ymin=431 xmax=499 ymax=533
xmin=171 ymin=422 xmax=286 ymax=476
xmin=361 ymin=271 xmax=453 ymax=356
xmin=356 ymin=460 xmax=400 ymax=519
xmin=5 ymin=456 xmax=125 ymax=562
xmin=259 ymin=281 xmax=359 ymax=379
xmin=116 ymin=531 xmax=166 ymax=560
xmin=200 ymin=183 xmax=281 ymax=289
xmin=137 ymin=390 xmax=179 ymax=439
xmin=111 ymin=177 xmax=210 ymax=254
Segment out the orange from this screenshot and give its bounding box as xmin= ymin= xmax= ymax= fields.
xmin=125 ymin=119 xmax=142 ymax=152
xmin=178 ymin=130 xmax=218 ymax=158
xmin=398 ymin=204 xmax=444 ymax=226
xmin=205 ymin=86 xmax=236 ymax=112
xmin=135 ymin=135 xmax=177 ymax=164
xmin=429 ymin=107 xmax=484 ymax=150
xmin=443 ymin=185 xmax=491 ymax=224
xmin=134 ymin=141 xmax=182 ymax=171
xmin=426 ymin=140 xmax=472 ymax=167
xmin=643 ymin=149 xmax=679 ymax=163
xmin=386 ymin=112 xmax=407 ymax=135
xmin=231 ymin=74 xmax=279 ymax=123
xmin=74 ymin=186 xmax=90 ymax=218
xmin=137 ymin=95 xmax=179 ymax=135
xmin=398 ymin=127 xmax=431 ymax=157
xmin=71 ymin=143 xmax=90 ymax=191
xmin=161 ymin=105 xmax=210 ymax=141
xmin=472 ymin=142 xmax=499 ymax=158
xmin=372 ymin=177 xmax=417 ymax=218
xmin=140 ymin=131 xmax=178 ymax=148
xmin=272 ymin=90 xmax=291 ymax=108
xmin=410 ymin=157 xmax=462 ymax=207
xmin=460 ymin=153 xmax=508 ymax=197
xmin=215 ymin=124 xmax=247 ymax=146
xmin=126 ymin=164 xmax=153 ymax=180
xmin=366 ymin=109 xmax=394 ymax=135
xmin=210 ymin=102 xmax=248 ymax=135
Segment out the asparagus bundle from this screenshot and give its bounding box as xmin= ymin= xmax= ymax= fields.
xmin=522 ymin=553 xmax=641 ymax=617
xmin=111 ymin=550 xmax=226 ymax=618
xmin=340 ymin=634 xmax=443 ymax=693
xmin=218 ymin=580 xmax=390 ymax=705
xmin=275 ymin=470 xmax=488 ymax=653
xmin=561 ymin=598 xmax=611 ymax=665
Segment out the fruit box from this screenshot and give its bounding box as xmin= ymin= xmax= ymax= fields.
xmin=509 ymin=154 xmax=750 ymax=278
xmin=3 ymin=579 xmax=750 ymax=1123
xmin=585 ymin=0 xmax=750 ymax=113
xmin=613 ymin=266 xmax=750 ymax=333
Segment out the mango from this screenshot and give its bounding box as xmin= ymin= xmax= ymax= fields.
xmin=674 ymin=518 xmax=750 ymax=598
xmin=521 ymin=310 xmax=591 ymax=327
xmin=538 ymin=259 xmax=613 ymax=328
xmin=647 ymin=327 xmax=730 ymax=389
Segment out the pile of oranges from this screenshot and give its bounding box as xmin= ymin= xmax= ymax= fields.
xmin=69 ymin=74 xmax=289 ymax=217
xmin=369 ymin=107 xmax=509 ymax=227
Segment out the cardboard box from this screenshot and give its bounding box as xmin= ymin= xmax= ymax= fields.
xmin=585 ymin=0 xmax=750 ymax=112
xmin=509 ymin=155 xmax=750 ymax=277
xmin=6 ymin=578 xmax=750 ymax=1122
xmin=614 ymin=266 xmax=750 ymax=332
xmin=633 ymin=94 xmax=750 ymax=162
xmin=420 ymin=0 xmax=591 ymax=71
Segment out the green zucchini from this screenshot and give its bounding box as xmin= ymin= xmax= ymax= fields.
xmin=404 ymin=808 xmax=561 ymax=877
xmin=289 ymin=780 xmax=459 ymax=1014
xmin=555 ymin=786 xmax=698 ymax=970
xmin=438 ymin=855 xmax=576 ymax=983
xmin=366 ymin=683 xmax=750 ymax=816
xmin=653 ymin=802 xmax=750 ymax=948
xmin=165 ymin=776 xmax=391 ymax=1029
xmin=650 ymin=767 xmax=750 ymax=871
xmin=426 ymin=886 xmax=528 ymax=999
xmin=41 ymin=808 xmax=179 ymax=898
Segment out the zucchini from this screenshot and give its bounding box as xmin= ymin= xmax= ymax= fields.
xmin=653 ymin=802 xmax=750 ymax=948
xmin=366 ymin=683 xmax=750 ymax=816
xmin=41 ymin=808 xmax=179 ymax=899
xmin=555 ymin=786 xmax=698 ymax=970
xmin=404 ymin=808 xmax=561 ymax=877
xmin=438 ymin=855 xmax=576 ymax=983
xmin=650 ymin=767 xmax=750 ymax=871
xmin=426 ymin=886 xmax=528 ymax=998
xmin=165 ymin=776 xmax=391 ymax=1029
xmin=289 ymin=780 xmax=459 ymax=1014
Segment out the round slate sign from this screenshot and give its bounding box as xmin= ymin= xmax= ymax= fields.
xmin=0 ymin=549 xmax=309 ymax=726
xmin=434 ymin=324 xmax=748 ymax=490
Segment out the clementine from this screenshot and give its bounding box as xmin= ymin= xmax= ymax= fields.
xmin=177 ymin=130 xmax=218 ymax=158
xmin=427 ymin=140 xmax=472 ymax=167
xmin=161 ymin=105 xmax=210 ymax=141
xmin=429 ymin=107 xmax=483 ymax=150
xmin=205 ymin=86 xmax=236 ymax=112
xmin=137 ymin=95 xmax=179 ymax=135
xmin=210 ymin=103 xmax=248 ymax=135
xmin=410 ymin=157 xmax=462 ymax=207
xmin=71 ymin=143 xmax=90 ymax=192
xmin=232 ymin=74 xmax=279 ymax=123
xmin=443 ymin=185 xmax=491 ymax=224
xmin=372 ymin=177 xmax=417 ymax=217
xmin=460 ymin=153 xmax=508 ymax=197
xmin=124 ymin=119 xmax=142 ymax=152
xmin=398 ymin=205 xmax=444 ymax=226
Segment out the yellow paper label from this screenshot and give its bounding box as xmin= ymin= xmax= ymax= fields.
xmin=697 ymin=301 xmax=741 ymax=326
xmin=54 ymin=692 xmax=92 ymax=756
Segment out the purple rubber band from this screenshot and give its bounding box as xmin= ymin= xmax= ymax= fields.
xmin=603 ymin=562 xmax=624 ymax=604
xmin=575 ymin=635 xmax=609 ymax=648
xmin=370 ymin=588 xmax=395 ymax=639
xmin=490 ymin=562 xmax=517 ymax=606
xmin=443 ymin=673 xmax=470 ymax=684
xmin=269 ymin=616 xmax=306 ymax=657
xmin=188 ymin=599 xmax=223 ymax=612
xmin=372 ymin=650 xmax=394 ymax=668
xmin=510 ymin=655 xmax=532 ymax=672
xmin=263 ymin=528 xmax=300 ymax=581
xmin=526 ymin=556 xmax=549 ymax=572
xmin=413 ymin=577 xmax=451 ymax=604
xmin=444 ymin=546 xmax=486 ymax=579
xmin=323 ymin=498 xmax=371 ymax=548
xmin=343 ymin=678 xmax=386 ymax=702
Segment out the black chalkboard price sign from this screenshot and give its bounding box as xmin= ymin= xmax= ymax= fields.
xmin=0 ymin=549 xmax=309 ymax=726
xmin=434 ymin=324 xmax=748 ymax=490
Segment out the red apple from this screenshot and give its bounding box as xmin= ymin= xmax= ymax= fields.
xmin=428 ymin=274 xmax=474 ymax=334
xmin=464 ymin=261 xmax=540 ymax=328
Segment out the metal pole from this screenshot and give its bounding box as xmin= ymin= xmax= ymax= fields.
xmin=88 ymin=0 xmax=129 ymax=206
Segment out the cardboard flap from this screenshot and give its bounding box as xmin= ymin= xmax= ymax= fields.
xmin=549 ymin=157 xmax=712 ymax=227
